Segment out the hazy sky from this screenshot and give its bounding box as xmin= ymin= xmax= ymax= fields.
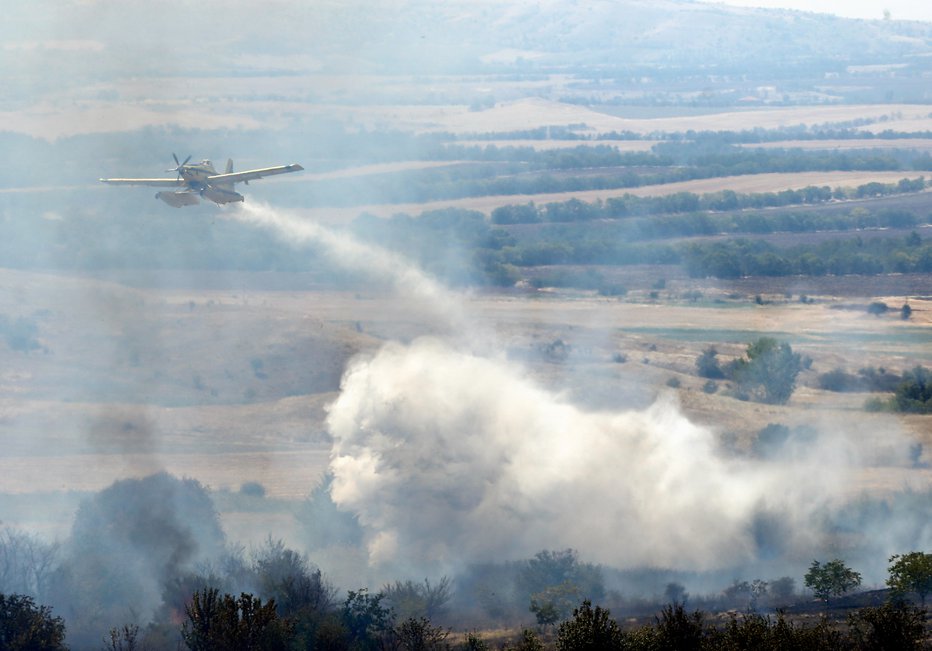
xmin=698 ymin=0 xmax=932 ymax=22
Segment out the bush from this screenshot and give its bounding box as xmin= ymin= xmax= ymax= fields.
xmin=239 ymin=481 xmax=267 ymax=498
xmin=867 ymin=301 xmax=889 ymax=316
xmin=847 ymin=602 xmax=927 ymax=651
xmin=653 ymin=602 xmax=705 ymax=651
xmin=391 ymin=616 xmax=450 ymax=651
xmin=696 ymin=347 xmax=725 ymax=379
xmin=556 ymin=600 xmax=625 ymax=651
xmin=818 ymin=368 xmax=865 ymax=392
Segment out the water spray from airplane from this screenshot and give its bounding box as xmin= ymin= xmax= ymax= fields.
xmin=226 ymin=202 xmax=921 ymax=581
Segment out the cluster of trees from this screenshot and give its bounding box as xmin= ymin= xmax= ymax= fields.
xmin=696 ymin=338 xmax=804 ymax=404
xmin=865 ymin=366 xmax=932 ymax=414
xmin=683 ymin=232 xmax=932 ymax=279
xmin=346 ymin=207 xmax=932 ymax=289
xmin=492 ymin=179 xmax=926 ymax=225
xmin=402 ymin=139 xmax=932 ymax=207
xmin=2 ymin=534 xmax=931 ymax=649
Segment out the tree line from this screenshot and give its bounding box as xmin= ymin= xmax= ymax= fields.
xmin=2 ymin=548 xmax=930 ymax=649
xmin=490 ymin=178 xmax=927 ymax=224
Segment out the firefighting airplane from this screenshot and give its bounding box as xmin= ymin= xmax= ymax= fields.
xmin=99 ymin=154 xmax=304 ymax=207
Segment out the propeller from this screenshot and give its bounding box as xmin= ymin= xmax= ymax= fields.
xmin=166 ymin=153 xmax=192 ymax=180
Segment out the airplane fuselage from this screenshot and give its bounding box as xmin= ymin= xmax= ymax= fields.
xmin=179 ymin=160 xmax=218 ymax=186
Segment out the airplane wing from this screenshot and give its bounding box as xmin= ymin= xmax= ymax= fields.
xmin=207 ymin=163 xmax=304 ymax=185
xmin=99 ymin=177 xmax=183 ymax=187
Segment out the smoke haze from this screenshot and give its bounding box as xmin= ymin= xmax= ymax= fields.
xmin=227 ymin=202 xmax=921 ymax=583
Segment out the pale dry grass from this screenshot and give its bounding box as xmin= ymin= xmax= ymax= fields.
xmin=454 ymin=139 xmax=660 ymax=151
xmin=302 ymin=170 xmax=922 ymax=221
xmin=0 ymin=271 xmax=929 ymax=534
xmin=405 ymin=98 xmax=932 ymax=136
xmin=0 ymin=449 xmax=330 ymax=498
xmin=741 ymin=138 xmax=932 ymax=152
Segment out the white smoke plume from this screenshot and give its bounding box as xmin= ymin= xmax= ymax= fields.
xmin=227 ymin=202 xmax=917 ymax=579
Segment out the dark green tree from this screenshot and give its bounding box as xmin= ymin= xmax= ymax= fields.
xmin=894 ymin=366 xmax=932 ymax=413
xmin=804 ymin=559 xmax=862 ymax=602
xmin=695 ymin=346 xmax=725 ymax=379
xmin=887 ymin=552 xmax=932 ymax=607
xmin=0 ymin=593 xmax=66 ymax=651
xmin=730 ymin=337 xmax=802 ymax=404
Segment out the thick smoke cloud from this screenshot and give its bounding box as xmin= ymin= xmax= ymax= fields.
xmin=227 ymin=203 xmax=921 ymax=583
xmin=324 ymin=337 xmax=885 ymax=575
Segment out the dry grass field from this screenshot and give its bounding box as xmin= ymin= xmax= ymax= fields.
xmin=743 ymin=138 xmax=932 ymax=152
xmin=1 ymin=266 xmax=929 ymax=545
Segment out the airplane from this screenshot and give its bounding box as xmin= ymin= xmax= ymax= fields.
xmin=99 ymin=154 xmax=304 ymax=207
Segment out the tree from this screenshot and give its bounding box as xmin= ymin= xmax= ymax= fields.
xmin=103 ymin=624 xmax=142 ymax=651
xmin=556 ymin=600 xmax=625 ymax=651
xmin=181 ymin=588 xmax=295 ymax=651
xmin=0 ymin=593 xmax=66 ymax=651
xmin=0 ymin=528 xmax=59 ymax=599
xmin=804 ymin=559 xmax=862 ymax=602
xmin=341 ymin=589 xmax=394 ymax=651
xmin=517 ymin=550 xmax=603 ymax=628
xmin=653 ymin=602 xmax=705 ymax=651
xmin=695 ymin=346 xmax=724 ymax=379
xmin=730 ymin=337 xmax=802 ymax=404
xmin=530 ymin=582 xmax=581 ymax=627
xmin=893 ymin=366 xmax=932 ymax=414
xmin=516 ymin=549 xmax=604 ymax=605
xmin=251 ymin=537 xmax=336 ymax=618
xmin=381 ymin=577 xmax=452 ymax=621
xmin=887 ymin=552 xmax=932 ymax=607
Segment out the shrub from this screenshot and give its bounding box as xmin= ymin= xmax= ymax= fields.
xmin=696 ymin=347 xmax=725 ymax=379
xmin=239 ymin=481 xmax=267 ymax=498
xmin=847 ymin=602 xmax=927 ymax=651
xmin=556 ymin=600 xmax=625 ymax=651
xmin=867 ymin=301 xmax=889 ymax=316
xmin=818 ymin=368 xmax=864 ymax=392
xmin=653 ymin=602 xmax=705 ymax=651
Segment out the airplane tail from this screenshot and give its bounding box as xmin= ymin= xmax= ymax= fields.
xmin=227 ymin=158 xmax=248 ymax=185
